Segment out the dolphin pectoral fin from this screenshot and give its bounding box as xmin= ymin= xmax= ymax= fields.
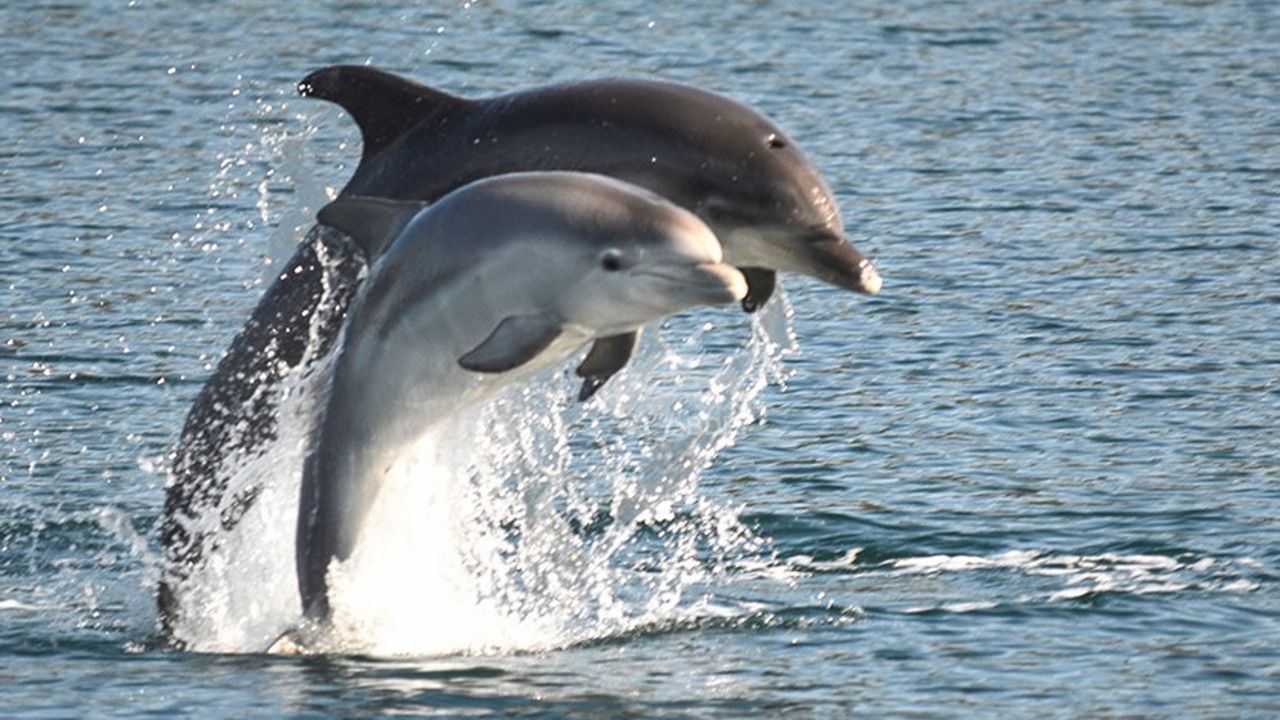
xmin=574 ymin=330 xmax=640 ymax=401
xmin=739 ymin=267 xmax=777 ymax=313
xmin=298 ymin=65 xmax=466 ymax=166
xmin=317 ymin=197 xmax=427 ymax=259
xmin=459 ymin=314 xmax=564 ymax=373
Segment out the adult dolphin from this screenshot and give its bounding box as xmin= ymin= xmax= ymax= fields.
xmin=302 ymin=66 xmax=882 ymax=306
xmin=293 ymin=172 xmax=746 ymax=628
xmin=159 ymin=66 xmax=881 ymax=634
xmin=302 ymin=68 xmax=879 ymax=394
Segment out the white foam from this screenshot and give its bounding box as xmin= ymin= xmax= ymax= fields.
xmin=883 ymin=549 xmax=1260 ymax=607
xmin=169 ymin=330 xmax=336 ymax=652
xmin=0 ymin=599 xmax=52 ymax=612
xmin=903 ymin=601 xmax=1000 ymax=614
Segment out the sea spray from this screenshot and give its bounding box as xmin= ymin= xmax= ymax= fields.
xmin=171 ymin=236 xmax=795 ymax=654
xmin=166 ymin=281 xmax=345 ymax=651
xmin=319 ymin=296 xmax=794 ymax=656
xmin=167 ymin=342 xmax=335 ymax=651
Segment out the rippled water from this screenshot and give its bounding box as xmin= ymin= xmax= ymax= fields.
xmin=3 ymin=1 xmax=1278 ymax=717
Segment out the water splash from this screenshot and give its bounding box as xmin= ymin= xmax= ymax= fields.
xmin=165 ymin=83 xmax=797 ymax=654
xmin=330 ymin=305 xmax=790 ymax=656
xmin=173 ymin=283 xmax=794 ymax=655
xmin=257 ymin=127 xmax=336 ymax=281
xmin=166 ymin=341 xmax=335 ymax=651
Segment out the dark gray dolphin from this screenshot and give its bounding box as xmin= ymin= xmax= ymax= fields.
xmin=294 ymin=172 xmax=746 ymax=625
xmin=159 ymin=66 xmax=881 ymax=637
xmin=300 ymin=66 xmax=881 ymax=398
xmin=302 ymin=65 xmax=881 ymax=302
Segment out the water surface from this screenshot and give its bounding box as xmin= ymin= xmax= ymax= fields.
xmin=2 ymin=1 xmax=1278 ymax=717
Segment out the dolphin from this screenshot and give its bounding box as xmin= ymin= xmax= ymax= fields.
xmin=294 ymin=172 xmax=747 ymax=623
xmin=302 ymin=65 xmax=881 ymax=305
xmin=159 ymin=67 xmax=881 ymax=634
xmin=299 ymin=65 xmax=882 ymax=398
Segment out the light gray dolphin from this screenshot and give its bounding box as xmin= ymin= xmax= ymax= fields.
xmin=295 ymin=172 xmax=747 ymax=623
xmin=160 ymin=67 xmax=881 ymax=636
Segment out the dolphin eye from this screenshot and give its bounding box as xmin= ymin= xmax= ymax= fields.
xmin=766 ymin=133 xmax=786 ymax=149
xmin=600 ymin=249 xmax=625 ymax=272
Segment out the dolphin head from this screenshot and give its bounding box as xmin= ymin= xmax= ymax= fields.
xmin=471 ymin=172 xmax=748 ymax=338
xmin=692 ymin=133 xmax=883 ymax=298
xmin=319 ymin=173 xmax=747 ymax=374
xmin=539 ymin=79 xmax=883 ymax=302
xmin=560 ymin=203 xmax=748 ymax=335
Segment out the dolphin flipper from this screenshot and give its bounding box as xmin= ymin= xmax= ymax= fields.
xmin=739 ymin=267 xmax=777 ymax=313
xmin=574 ymin=331 xmax=640 ymax=401
xmin=298 ymin=65 xmax=466 ymax=166
xmin=317 ymin=196 xmax=426 ymax=259
xmin=459 ymin=314 xmax=564 ymax=373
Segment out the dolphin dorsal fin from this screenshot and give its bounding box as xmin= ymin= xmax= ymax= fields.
xmin=298 ymin=65 xmax=464 ymax=166
xmin=316 ymin=196 xmax=426 ymax=259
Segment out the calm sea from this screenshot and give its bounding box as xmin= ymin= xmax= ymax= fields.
xmin=2 ymin=1 xmax=1278 ymax=717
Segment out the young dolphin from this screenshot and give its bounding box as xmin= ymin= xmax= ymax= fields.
xmin=294 ymin=172 xmax=747 ymax=625
xmin=159 ymin=68 xmax=881 ymax=634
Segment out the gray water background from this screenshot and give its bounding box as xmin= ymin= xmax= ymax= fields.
xmin=2 ymin=0 xmax=1278 ymax=717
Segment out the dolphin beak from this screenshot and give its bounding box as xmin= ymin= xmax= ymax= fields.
xmin=640 ymin=263 xmax=748 ymax=306
xmin=799 ymin=236 xmax=883 ymax=295
xmin=694 ymin=263 xmax=750 ymax=304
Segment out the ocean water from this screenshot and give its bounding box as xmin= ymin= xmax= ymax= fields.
xmin=2 ymin=0 xmax=1278 ymax=717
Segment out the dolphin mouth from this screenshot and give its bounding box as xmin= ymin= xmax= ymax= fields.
xmin=797 ymin=236 xmax=883 ymax=295
xmin=635 ymin=263 xmax=748 ymax=306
